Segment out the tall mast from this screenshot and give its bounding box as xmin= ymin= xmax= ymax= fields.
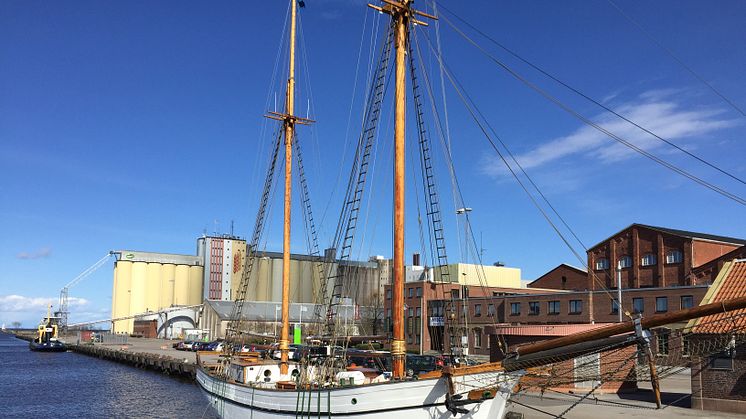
xmin=391 ymin=0 xmax=409 ymax=380
xmin=368 ymin=0 xmax=436 ymax=380
xmin=280 ymin=0 xmax=298 ymax=375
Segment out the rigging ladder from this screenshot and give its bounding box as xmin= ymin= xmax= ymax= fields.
xmin=318 ymin=22 xmax=396 ymax=333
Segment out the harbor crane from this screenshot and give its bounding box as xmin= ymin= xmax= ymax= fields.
xmin=56 ymin=251 xmax=118 ymax=331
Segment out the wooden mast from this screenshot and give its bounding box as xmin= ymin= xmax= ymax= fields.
xmin=391 ymin=0 xmax=409 ymax=380
xmin=367 ymin=0 xmax=436 ymax=380
xmin=280 ymin=0 xmax=298 ymax=375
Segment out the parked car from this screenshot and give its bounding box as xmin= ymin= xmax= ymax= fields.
xmin=192 ymin=342 xmax=211 ymax=351
xmin=406 ymin=354 xmax=440 ymax=377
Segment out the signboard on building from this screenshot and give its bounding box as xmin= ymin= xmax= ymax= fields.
xmin=429 ymin=317 xmax=444 ymax=327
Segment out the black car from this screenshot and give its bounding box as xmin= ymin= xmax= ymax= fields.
xmin=406 ymin=354 xmax=440 ymax=377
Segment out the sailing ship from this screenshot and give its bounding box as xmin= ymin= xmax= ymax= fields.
xmin=197 ymin=1 xmax=746 ymax=417
xmin=29 ymin=305 xmax=66 ymax=352
xmin=197 ymin=1 xmax=520 ymax=417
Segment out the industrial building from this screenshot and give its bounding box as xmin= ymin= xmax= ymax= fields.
xmin=110 ymin=235 xmax=392 ymax=334
xmin=111 ymin=250 xmax=203 ymax=333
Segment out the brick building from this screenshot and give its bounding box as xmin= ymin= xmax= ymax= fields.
xmin=527 ymin=264 xmax=587 ymax=291
xmin=382 ymin=280 xmax=564 ymax=356
xmin=587 ymin=224 xmax=745 ymax=290
xmin=689 ymin=258 xmax=746 ymax=414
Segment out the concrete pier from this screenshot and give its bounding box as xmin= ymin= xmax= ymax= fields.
xmin=14 ymin=332 xmax=197 ymax=379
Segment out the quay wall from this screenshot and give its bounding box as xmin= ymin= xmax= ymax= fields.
xmin=13 ymin=332 xmax=195 ymax=380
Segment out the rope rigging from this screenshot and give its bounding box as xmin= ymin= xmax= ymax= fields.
xmin=316 ymin=21 xmax=396 ymax=335
xmin=437 ymin=11 xmax=746 ymax=207
xmin=414 ymin=27 xmax=631 ymax=316
xmin=606 ymin=0 xmax=746 ymax=119
xmin=435 ymin=2 xmax=746 ymax=187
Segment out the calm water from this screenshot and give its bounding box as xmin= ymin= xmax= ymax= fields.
xmin=0 ymin=332 xmax=218 ymax=418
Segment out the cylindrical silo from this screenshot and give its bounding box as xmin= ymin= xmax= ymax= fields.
xmin=188 ymin=265 xmax=203 ymax=305
xmin=160 ymin=263 xmax=175 ymax=308
xmin=129 ymin=262 xmax=147 ymax=324
xmin=113 ymin=261 xmax=132 ymax=333
xmin=174 ymin=265 xmax=189 ymax=306
xmin=146 ymin=263 xmax=161 ymax=312
xmin=253 ymin=256 xmax=267 ymax=301
xmin=111 ymin=263 xmax=118 ymax=332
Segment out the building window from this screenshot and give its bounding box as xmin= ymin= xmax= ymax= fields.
xmin=657 ymin=332 xmax=669 ymax=355
xmin=386 ymin=289 xmax=391 ymax=300
xmin=682 ymin=336 xmax=690 ymax=357
xmin=510 ymin=302 xmax=520 ymax=316
xmin=611 ymin=299 xmax=619 ymax=314
xmin=474 ymin=304 xmax=482 ymax=317
xmin=633 ymin=297 xmax=644 ymax=314
xmin=569 ymin=300 xmax=583 ymax=314
xmin=641 ymin=254 xmax=657 ymax=266
xmin=548 ymin=301 xmax=560 ymax=315
xmin=407 ymin=317 xmax=413 ymax=335
xmin=656 ymin=297 xmax=668 ymax=313
xmin=386 ymin=308 xmax=391 ymax=318
xmin=618 ymin=255 xmax=632 ymax=269
xmin=408 ymin=288 xmax=413 ymax=298
xmin=595 ymin=258 xmax=609 ymax=270
xmin=681 ymin=295 xmax=694 ymax=310
xmin=415 ymin=316 xmax=421 ymax=334
xmin=415 ymin=334 xmax=421 ymax=344
xmin=408 ymin=308 xmax=414 ymax=318
xmin=451 ymin=289 xmax=459 ymax=299
xmin=711 ymin=349 xmax=734 ymax=370
xmin=416 ymin=307 xmax=421 ymax=317
xmin=416 ymin=287 xmax=422 ymax=298
xmin=474 ymin=329 xmax=482 ymax=348
xmin=488 ymin=304 xmax=496 ymax=317
xmin=666 ymin=250 xmax=683 ymax=264
xmin=430 ymin=300 xmax=444 ymax=317
xmin=529 ymin=302 xmax=540 ymax=315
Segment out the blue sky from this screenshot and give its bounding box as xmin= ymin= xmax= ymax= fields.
xmin=2 ymin=0 xmax=745 ymax=327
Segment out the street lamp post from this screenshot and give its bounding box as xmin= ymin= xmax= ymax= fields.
xmin=274 ymin=305 xmax=281 ymax=339
xmin=455 ymin=207 xmax=472 ymax=356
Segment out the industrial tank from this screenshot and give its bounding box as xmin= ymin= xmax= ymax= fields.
xmin=129 ymin=262 xmax=147 ymax=321
xmin=160 ymin=263 xmax=175 ymax=308
xmin=146 ymin=263 xmax=161 ymax=312
xmin=188 ymin=265 xmax=203 ymax=305
xmin=113 ymin=260 xmax=132 ymax=333
xmin=174 ymin=265 xmax=189 ymax=305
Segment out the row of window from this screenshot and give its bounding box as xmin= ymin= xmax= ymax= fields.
xmin=622 ymin=295 xmax=694 ymax=314
xmin=510 ymin=300 xmax=584 ymax=316
xmin=594 ymin=250 xmax=682 ymax=270
xmin=509 ymin=295 xmax=695 ymax=316
xmin=385 ymin=287 xmax=424 ymax=300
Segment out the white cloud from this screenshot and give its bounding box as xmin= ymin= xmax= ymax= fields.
xmin=16 ymin=247 xmax=53 ymax=260
xmin=482 ymin=92 xmax=738 ymax=177
xmin=0 ymin=294 xmax=88 ymax=312
xmin=0 ymin=294 xmax=92 ymax=328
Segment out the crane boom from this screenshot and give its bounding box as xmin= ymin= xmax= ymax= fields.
xmin=57 ymin=251 xmax=117 ymax=331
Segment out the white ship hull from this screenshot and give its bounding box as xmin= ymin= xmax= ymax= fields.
xmin=197 ymin=367 xmax=519 ymax=418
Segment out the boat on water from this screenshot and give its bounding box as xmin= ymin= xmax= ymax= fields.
xmin=29 ymin=305 xmax=66 ymax=352
xmin=196 ymin=1 xmax=746 ymax=417
xmin=197 ymin=1 xmax=520 ymax=417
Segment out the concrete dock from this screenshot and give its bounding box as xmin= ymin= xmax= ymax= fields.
xmin=11 ymin=332 xmax=741 ymax=418
xmin=14 ymin=332 xmax=197 ymax=379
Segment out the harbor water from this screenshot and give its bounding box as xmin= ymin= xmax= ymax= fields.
xmin=0 ymin=332 xmax=216 ymax=418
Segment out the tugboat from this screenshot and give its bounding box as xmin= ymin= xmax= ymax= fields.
xmin=29 ymin=305 xmax=66 ymax=352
